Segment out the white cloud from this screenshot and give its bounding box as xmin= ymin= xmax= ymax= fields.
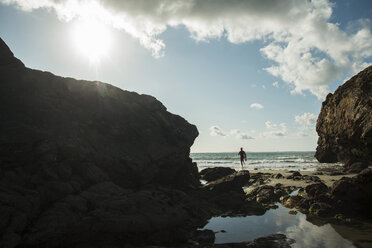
xmin=3 ymin=0 xmax=372 ymax=98
xmin=210 ymin=125 xmax=226 ymax=137
xmin=297 ymin=132 xmax=309 ymax=137
xmin=295 ymin=113 xmax=317 ymax=126
xmin=250 ymin=103 xmax=264 ymax=109
xmin=230 ymin=129 xmax=254 ymax=140
xmin=263 ymin=122 xmax=288 ymax=138
xmin=272 ymin=81 xmax=279 ymax=88
xmin=238 ymin=133 xmax=254 ymax=140
xmin=295 ymin=112 xmax=317 ymax=136
xmin=265 ymin=121 xmax=277 ymax=129
xmin=230 ymin=129 xmax=240 ymax=135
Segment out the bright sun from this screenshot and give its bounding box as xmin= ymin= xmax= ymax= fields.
xmin=72 ymin=19 xmax=112 ymax=64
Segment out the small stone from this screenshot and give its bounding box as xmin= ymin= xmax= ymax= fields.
xmin=288 ymin=210 xmax=297 ymax=215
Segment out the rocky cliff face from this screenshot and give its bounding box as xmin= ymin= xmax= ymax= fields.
xmin=0 ymin=38 xmax=201 ymax=247
xmin=315 ymin=66 xmax=372 ymax=168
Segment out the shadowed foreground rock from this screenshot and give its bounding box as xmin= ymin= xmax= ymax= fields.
xmin=0 ymin=38 xmax=286 ymax=246
xmin=279 ymin=169 xmax=372 ymax=220
xmin=315 ymin=65 xmax=372 ymax=171
xmin=197 ymin=171 xmax=251 ymax=212
xmin=0 ymin=38 xmax=204 ymax=247
xmin=199 ymin=167 xmax=236 ymax=182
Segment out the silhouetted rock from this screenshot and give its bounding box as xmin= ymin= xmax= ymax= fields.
xmin=315 ymin=65 xmax=372 ymax=167
xmin=0 ymin=39 xmax=24 ymax=67
xmin=191 ymin=229 xmax=215 ymax=245
xmin=309 ymin=202 xmax=333 ymax=217
xmin=286 ymin=172 xmax=300 ymax=180
xmin=305 ymin=182 xmax=328 ymax=198
xmin=274 ymin=173 xmax=284 ymax=179
xmin=205 ymin=170 xmax=250 ymax=192
xmin=199 ymin=167 xmax=236 ymax=182
xmin=201 ymin=171 xmax=251 ymax=211
xmin=247 ymin=184 xmax=294 ymax=209
xmin=344 ymin=161 xmax=368 ymax=173
xmin=280 ymin=169 xmax=372 ymax=220
xmin=329 ymin=168 xmax=372 ymax=219
xmin=247 ymin=185 xmax=276 ymax=204
xmin=0 ymin=38 xmax=202 ymax=247
xmin=249 ymin=172 xmax=272 ymax=186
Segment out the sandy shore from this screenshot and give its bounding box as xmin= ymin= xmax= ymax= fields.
xmin=248 ymin=169 xmax=357 ymax=188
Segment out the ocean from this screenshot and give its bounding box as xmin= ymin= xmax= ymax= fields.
xmin=190 ymin=151 xmax=342 ymax=171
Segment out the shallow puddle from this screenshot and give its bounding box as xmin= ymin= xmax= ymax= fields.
xmin=203 ymin=204 xmax=372 ymax=247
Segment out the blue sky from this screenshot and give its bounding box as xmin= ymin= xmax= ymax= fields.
xmin=1 ymin=0 xmax=371 ymax=152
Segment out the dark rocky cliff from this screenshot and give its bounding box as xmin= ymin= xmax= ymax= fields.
xmin=0 ymin=38 xmax=201 ymax=247
xmin=315 ymin=65 xmax=372 ymax=169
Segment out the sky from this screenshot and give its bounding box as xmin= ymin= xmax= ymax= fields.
xmin=0 ymin=0 xmax=371 ymax=152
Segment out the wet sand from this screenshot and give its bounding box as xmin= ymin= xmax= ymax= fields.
xmin=249 ymin=169 xmax=357 ymax=187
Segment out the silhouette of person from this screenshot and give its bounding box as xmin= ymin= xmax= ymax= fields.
xmin=238 ymin=147 xmax=247 ymax=167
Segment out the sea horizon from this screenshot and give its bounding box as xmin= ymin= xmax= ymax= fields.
xmin=191 ymin=150 xmax=316 ymax=154
xmin=190 ymin=151 xmax=341 ymax=172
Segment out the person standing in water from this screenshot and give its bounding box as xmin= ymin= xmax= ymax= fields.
xmin=238 ymin=147 xmax=247 ymax=167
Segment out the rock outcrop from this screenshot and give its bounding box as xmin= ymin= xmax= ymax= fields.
xmin=315 ymin=65 xmax=372 ymax=170
xmin=199 ymin=167 xmax=236 ymax=182
xmin=280 ymin=169 xmax=372 ymax=220
xmin=0 ymin=38 xmax=202 ymax=247
xmin=201 ymin=171 xmax=251 ymax=211
xmin=329 ymin=168 xmax=372 ymax=219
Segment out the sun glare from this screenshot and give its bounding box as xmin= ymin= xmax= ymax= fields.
xmin=72 ymin=19 xmax=112 ymax=64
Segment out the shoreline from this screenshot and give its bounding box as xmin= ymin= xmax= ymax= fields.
xmin=192 ymin=151 xmax=345 ymax=173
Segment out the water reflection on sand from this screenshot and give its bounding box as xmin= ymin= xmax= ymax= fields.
xmin=286 ymin=215 xmax=354 ymax=248
xmin=203 ymin=204 xmax=364 ymax=248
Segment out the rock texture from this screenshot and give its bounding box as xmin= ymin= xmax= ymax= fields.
xmin=279 ymin=169 xmax=372 ymax=220
xmin=0 ymin=38 xmax=202 ymax=247
xmin=330 ymin=168 xmax=372 ymax=219
xmin=315 ymin=65 xmax=372 ymax=168
xmin=199 ymin=167 xmax=236 ymax=182
xmin=201 ymin=171 xmax=251 ymax=212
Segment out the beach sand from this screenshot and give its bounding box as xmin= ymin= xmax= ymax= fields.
xmin=249 ymin=169 xmax=357 ymax=188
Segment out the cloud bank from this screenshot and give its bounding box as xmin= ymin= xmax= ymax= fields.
xmin=2 ymin=0 xmax=372 ymax=98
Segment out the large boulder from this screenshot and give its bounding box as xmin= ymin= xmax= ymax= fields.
xmin=305 ymin=182 xmax=328 ymax=199
xmin=0 ymin=38 xmax=24 ymax=67
xmin=0 ymin=38 xmax=201 ymax=247
xmin=205 ymin=170 xmax=250 ymax=192
xmin=0 ymin=37 xmax=199 ymax=189
xmin=200 ymin=171 xmax=251 ymax=211
xmin=315 ymin=65 xmax=372 ymax=166
xmin=329 ymin=168 xmax=372 ymax=219
xmin=199 ymin=167 xmax=236 ymax=182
